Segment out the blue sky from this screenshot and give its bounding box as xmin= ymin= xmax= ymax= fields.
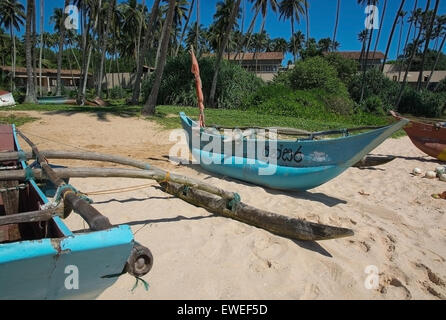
xmin=17 ymin=0 xmax=446 ymax=64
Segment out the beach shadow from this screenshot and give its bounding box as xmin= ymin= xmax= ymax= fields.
xmin=266 ymin=189 xmax=347 ymax=208
xmin=125 ymin=214 xmax=214 ymax=227
xmin=292 ymin=240 xmax=333 ymax=258
xmin=93 ymin=196 xmax=174 ymax=205
xmin=394 ymin=155 xmax=445 ymax=164
xmin=42 ymin=107 xmax=137 ymax=122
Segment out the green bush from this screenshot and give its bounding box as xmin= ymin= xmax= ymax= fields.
xmin=348 ymin=68 xmax=399 ymax=110
xmin=288 ymin=56 xmax=350 ymax=98
xmin=142 ymin=54 xmax=264 ymax=109
xmin=398 ymin=87 xmax=446 ymax=117
xmin=110 ymin=86 xmax=127 ymax=99
xmin=12 ymin=89 xmax=25 ymax=104
xmin=324 ymin=53 xmax=359 ymax=86
xmin=361 ymin=95 xmax=385 ymax=115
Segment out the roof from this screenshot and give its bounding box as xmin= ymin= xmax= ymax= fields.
xmin=204 ymin=52 xmax=285 ymax=61
xmin=331 ymin=51 xmax=385 ymax=60
xmin=0 ymin=66 xmax=90 ymax=76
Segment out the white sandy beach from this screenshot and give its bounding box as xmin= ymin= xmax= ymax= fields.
xmin=5 ymin=110 xmax=445 ymax=300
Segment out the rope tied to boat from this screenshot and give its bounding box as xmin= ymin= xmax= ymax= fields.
xmin=160 ymin=172 xmax=171 ymax=184
xmin=17 ymin=150 xmax=27 ymax=163
xmin=227 ymin=193 xmax=241 ymax=212
xmin=24 ymin=167 xmax=34 ymax=181
xmin=54 ymin=184 xmax=93 ymax=205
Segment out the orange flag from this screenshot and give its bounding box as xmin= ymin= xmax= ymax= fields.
xmin=190 ymin=48 xmax=205 ymax=127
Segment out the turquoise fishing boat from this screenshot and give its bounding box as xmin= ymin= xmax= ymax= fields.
xmin=37 ymin=96 xmax=77 ymax=105
xmin=180 ymin=112 xmax=408 ymax=191
xmin=0 ymin=125 xmax=152 ymax=300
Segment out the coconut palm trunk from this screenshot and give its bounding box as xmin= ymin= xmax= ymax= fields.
xmin=142 ymin=0 xmax=176 ymax=116
xmin=175 ymin=0 xmax=195 ymax=57
xmin=381 ymin=0 xmax=405 ymax=70
xmin=332 ymin=0 xmax=341 ymax=50
xmin=372 ymin=0 xmax=387 ymax=59
xmin=39 ymin=0 xmax=43 ymax=96
xmin=24 ymin=0 xmax=37 ymax=104
xmin=209 ymin=0 xmax=242 ymax=107
xmin=131 ymin=0 xmax=161 ymax=105
xmin=239 ymin=5 xmax=261 ymax=64
xmin=416 ymin=0 xmax=438 ymax=91
xmin=426 ymin=33 xmax=445 ymax=89
xmin=10 ymin=25 xmax=15 ymax=91
xmin=396 ymin=0 xmax=430 ymax=107
xmin=97 ymin=0 xmax=114 ymax=98
xmin=56 ymin=0 xmax=69 ymax=96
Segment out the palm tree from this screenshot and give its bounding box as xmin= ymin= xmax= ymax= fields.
xmin=38 ymin=0 xmax=43 ymax=96
xmin=396 ymin=10 xmax=406 ymax=81
xmin=417 ymin=0 xmax=439 ymax=91
xmin=304 ymin=0 xmax=309 ymax=42
xmin=381 ymin=0 xmax=405 ymax=70
xmin=97 ymin=0 xmax=115 ymax=98
xmin=279 ymin=0 xmax=305 ymax=63
xmin=271 ymin=37 xmax=288 ymax=53
xmin=0 ymin=0 xmax=25 ymax=91
xmin=332 ymin=0 xmax=340 ymax=51
xmin=24 ymin=0 xmax=37 ymax=103
xmin=396 ymin=0 xmax=431 ymax=107
xmin=317 ymin=38 xmax=332 ymax=53
xmin=426 ymin=14 xmax=446 ymax=89
xmin=142 ymin=0 xmax=176 ymax=115
xmin=358 ymin=29 xmax=368 ymax=73
xmin=209 ymin=0 xmax=242 ymax=106
xmin=238 ymin=0 xmax=278 ymax=62
xmin=50 ymin=1 xmax=69 ymax=96
xmin=289 ymin=30 xmax=305 ymax=61
xmin=175 ymin=0 xmax=195 ymax=56
xmin=358 ymin=0 xmax=378 ymax=102
xmin=371 ymin=0 xmax=387 ymax=59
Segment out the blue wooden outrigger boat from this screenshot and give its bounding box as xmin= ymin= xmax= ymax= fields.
xmin=180 ymin=112 xmax=408 ymax=191
xmin=0 ymin=124 xmax=152 ymax=299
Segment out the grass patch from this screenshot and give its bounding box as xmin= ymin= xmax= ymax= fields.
xmin=152 ymin=105 xmax=403 ymax=134
xmin=3 ymin=103 xmax=142 ymax=116
xmin=0 ymin=113 xmax=39 ymax=126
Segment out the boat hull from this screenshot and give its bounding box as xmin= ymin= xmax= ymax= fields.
xmin=181 ymin=112 xmax=408 ymax=190
xmin=0 ymin=226 xmax=134 ymax=300
xmin=0 ymin=91 xmax=16 ymax=107
xmin=391 ymin=111 xmax=446 ymax=161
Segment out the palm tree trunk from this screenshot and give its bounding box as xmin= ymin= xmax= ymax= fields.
xmin=291 ymin=17 xmax=296 ymax=63
xmin=142 ymin=0 xmax=176 ymax=116
xmin=305 ymin=1 xmax=309 ymax=43
xmin=239 ymin=5 xmax=261 ymax=64
xmin=397 ymin=15 xmax=404 ymax=81
xmin=372 ymin=0 xmax=387 ymax=59
xmin=396 ymin=0 xmax=429 ymax=107
xmin=381 ymin=0 xmax=405 ymax=71
xmin=425 ymin=33 xmax=445 ymax=89
xmin=9 ymin=26 xmax=15 ymax=92
xmin=175 ymin=0 xmax=195 ymax=57
xmin=332 ymin=0 xmax=341 ymax=50
xmin=39 ymin=0 xmax=44 ymax=96
xmin=24 ymin=0 xmax=37 ymax=104
xmin=416 ymin=0 xmax=438 ymax=91
xmin=131 ymin=0 xmax=161 ymax=104
xmin=97 ymin=0 xmax=114 ymax=98
xmin=154 ymin=19 xmax=165 ymax=69
xmin=209 ymin=0 xmax=242 ymax=107
xmin=136 ymin=0 xmax=146 ymax=65
xmin=360 ymin=25 xmax=374 ymax=102
xmin=80 ymin=0 xmax=102 ymax=105
xmin=196 ymin=0 xmax=200 ymax=55
xmin=57 ymin=0 xmax=70 ymax=96
xmin=32 ymin=2 xmax=37 ymax=91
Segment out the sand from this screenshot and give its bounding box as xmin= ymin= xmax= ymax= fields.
xmin=5 ymin=109 xmax=445 ymax=300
